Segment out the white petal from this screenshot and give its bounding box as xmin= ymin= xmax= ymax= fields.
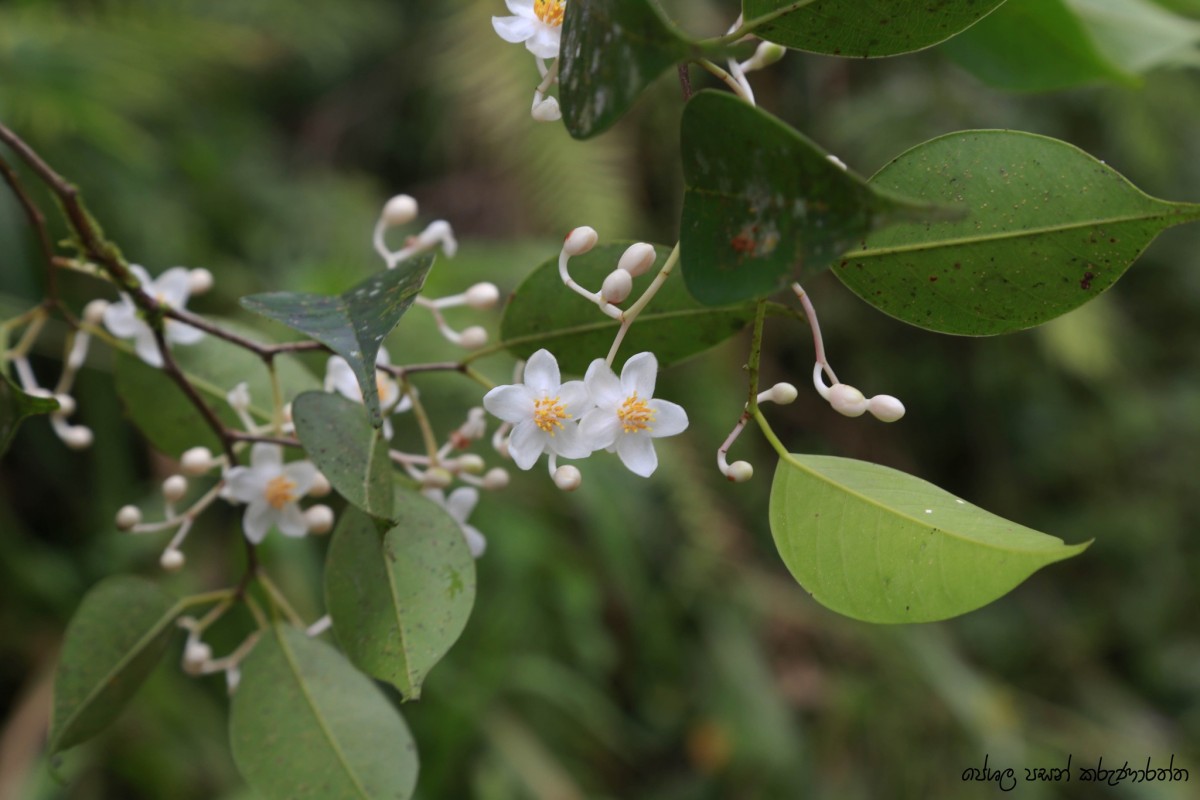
xmin=382 ymin=417 xmax=395 ymax=440
xmin=483 ymin=384 xmax=534 ymax=423
xmin=523 ymin=349 xmax=561 ymax=394
xmin=505 ymin=0 xmax=534 ymax=15
xmin=548 ymin=421 xmax=591 ymax=459
xmin=557 ymin=380 xmax=593 ymax=418
xmin=325 ymin=356 xmax=360 ymax=399
xmin=509 ymin=420 xmax=547 ymax=470
xmin=492 ymin=15 xmax=536 ymax=43
xmin=276 ymin=503 xmax=308 ymax=538
xmin=242 ymin=501 xmax=275 ymax=544
xmin=462 ymin=524 xmax=487 ymax=558
xmin=584 ymin=359 xmax=622 ymax=409
xmin=616 ymin=434 xmax=658 ymax=477
xmin=133 ymin=328 xmax=163 ymax=367
xmin=222 ymin=465 xmax=268 ymax=503
xmin=375 ymin=347 xmax=392 ymax=367
xmin=422 ymin=488 xmax=447 ymax=507
xmin=166 ymin=319 xmax=204 ymax=345
xmin=250 ymin=443 xmax=283 ymax=470
xmin=578 ymin=408 xmax=620 ymax=451
xmin=378 ymin=374 xmax=401 ymax=408
xmin=445 ymin=487 xmax=479 ymax=523
xmin=283 ymin=460 xmax=318 ymax=496
xmin=526 ymin=25 xmax=561 ymax=59
xmin=129 ymin=264 xmax=153 ymax=286
xmin=153 ymin=267 xmax=192 ymax=307
xmin=621 ymin=352 xmax=658 ymax=399
xmin=393 ymin=392 xmax=413 ymax=414
xmin=102 ymin=299 xmax=142 ymax=338
xmin=648 ymin=399 xmax=688 ymax=438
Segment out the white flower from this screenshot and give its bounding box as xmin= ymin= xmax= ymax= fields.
xmin=324 ymin=347 xmax=412 ymax=438
xmin=493 ymin=0 xmax=565 ymax=59
xmin=221 ymin=443 xmax=318 ymax=544
xmin=423 ymin=487 xmax=487 ymax=558
xmin=482 ymin=348 xmax=593 ymax=470
xmin=578 ymin=353 xmax=688 ymax=477
xmin=103 ymin=265 xmax=204 ymax=367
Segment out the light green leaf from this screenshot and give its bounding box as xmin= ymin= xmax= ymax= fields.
xmin=240 ymin=256 xmax=433 ymax=427
xmin=1068 ymin=0 xmax=1200 ymax=73
xmin=230 ymin=624 xmax=419 ymax=800
xmin=292 ymin=391 xmax=394 ymax=520
xmin=0 ymin=373 xmax=59 ymax=456
xmin=499 ymin=242 xmax=788 ymax=373
xmin=742 ymin=0 xmax=1008 ymax=58
xmin=49 ymin=576 xmax=181 ymax=754
xmin=559 ymin=0 xmax=694 ymax=139
xmin=770 ymin=454 xmax=1091 ymax=623
xmin=325 ymin=499 xmax=475 ymax=699
xmin=680 ymin=91 xmax=954 ymax=306
xmin=836 ymin=130 xmax=1200 ymax=334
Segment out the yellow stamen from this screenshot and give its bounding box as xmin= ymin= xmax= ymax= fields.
xmin=617 ymin=393 xmax=654 ymax=434
xmin=535 ymin=0 xmax=565 ymax=27
xmin=533 ymin=395 xmax=570 ymax=434
xmin=265 ymin=475 xmax=298 ymax=510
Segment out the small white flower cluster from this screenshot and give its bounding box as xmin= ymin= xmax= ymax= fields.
xmin=102 ymin=265 xmax=209 ymax=367
xmin=558 ymin=227 xmax=656 ymax=319
xmin=492 ymin=1 xmax=566 ymax=122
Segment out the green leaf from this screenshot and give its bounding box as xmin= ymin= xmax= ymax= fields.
xmin=115 ymin=319 xmax=320 ymax=456
xmin=325 ymin=499 xmax=475 ymax=699
xmin=770 ymin=454 xmax=1091 ymax=623
xmin=292 ymin=391 xmax=394 ymax=520
xmin=0 ymin=373 xmax=59 ymax=456
xmin=49 ymin=576 xmax=181 ymax=754
xmin=230 ymin=624 xmax=419 ymax=800
xmin=1068 ymin=0 xmax=1200 ymax=73
xmin=680 ymin=91 xmax=954 ymax=306
xmin=240 ymin=256 xmax=433 ymax=427
xmin=499 ymin=241 xmax=785 ymax=373
xmin=943 ymin=0 xmax=1133 ymax=91
xmin=559 ymin=0 xmax=693 ymax=139
xmin=742 ymin=0 xmax=1008 ymax=57
xmin=836 ymin=130 xmax=1200 ymax=334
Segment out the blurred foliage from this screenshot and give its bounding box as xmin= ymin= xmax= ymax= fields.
xmin=1 ymin=1 xmax=1199 ymax=799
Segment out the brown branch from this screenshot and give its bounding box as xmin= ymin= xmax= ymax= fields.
xmin=378 ymin=360 xmax=466 ymax=378
xmin=0 ymin=152 xmax=66 ymax=316
xmin=227 ymin=431 xmax=301 ymax=448
xmin=166 ymin=307 xmax=328 ymax=358
xmin=678 ymin=63 xmax=693 ymax=100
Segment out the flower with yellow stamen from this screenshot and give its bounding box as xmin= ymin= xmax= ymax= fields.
xmin=221 ymin=443 xmax=319 ymax=543
xmin=492 ymin=0 xmax=566 ymax=59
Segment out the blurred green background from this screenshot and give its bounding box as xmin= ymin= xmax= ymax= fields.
xmin=2 ymin=1 xmax=1199 ymax=798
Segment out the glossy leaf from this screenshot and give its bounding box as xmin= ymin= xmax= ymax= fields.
xmin=230 ymin=624 xmax=418 ymax=800
xmin=325 ymin=500 xmax=475 ymax=699
xmin=559 ymin=0 xmax=695 ymax=139
xmin=680 ymin=91 xmax=954 ymax=306
xmin=742 ymin=0 xmax=1007 ymax=57
xmin=49 ymin=576 xmax=181 ymax=754
xmin=770 ymin=454 xmax=1090 ymax=623
xmin=836 ymin=130 xmax=1200 ymax=334
xmin=241 ymin=255 xmax=433 ymax=426
xmin=0 ymin=373 xmax=59 ymax=456
xmin=292 ymin=391 xmax=394 ymax=520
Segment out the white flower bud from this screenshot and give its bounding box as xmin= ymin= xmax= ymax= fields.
xmin=600 ymin=269 xmax=633 ymax=304
xmin=304 ymin=504 xmax=335 ymax=535
xmin=483 ymin=467 xmax=510 ymax=490
xmin=382 ymin=194 xmax=418 ymax=227
xmin=828 ymin=383 xmax=868 ymax=417
xmin=531 ymin=96 xmax=562 ymax=122
xmin=116 ymin=504 xmax=142 ymax=530
xmin=183 ymin=640 xmax=212 ymax=675
xmin=309 ymin=471 xmax=332 ymax=498
xmin=465 ymin=282 xmax=501 ymax=310
xmin=553 ymin=464 xmax=582 ymax=492
xmin=160 ymin=549 xmax=186 ymax=572
xmin=83 ymin=299 xmax=110 ymax=324
xmin=770 ymin=382 xmax=798 ymax=405
xmin=461 ymin=407 xmax=487 ymax=440
xmin=226 ymin=382 xmax=251 ymax=412
xmin=61 ymin=425 xmax=94 ymax=450
xmin=562 ymin=226 xmax=598 ymax=256
xmin=53 ymin=394 xmax=76 ymax=416
xmin=458 ymin=326 xmax=488 ymax=350
xmin=745 ymin=41 xmax=786 ymax=70
xmin=456 ymin=453 xmax=485 ymax=474
xmin=422 ymin=467 xmax=453 ymax=489
xmin=226 ymin=666 xmax=241 ymax=694
xmin=162 ymin=475 xmax=189 ymax=503
xmin=188 ymin=268 xmax=214 ymax=295
xmin=180 ymin=446 xmax=214 ymax=476
xmin=726 ymin=460 xmax=754 ymax=483
xmin=868 ymin=394 xmax=906 ymax=423
xmin=617 ymin=242 xmax=656 ymax=278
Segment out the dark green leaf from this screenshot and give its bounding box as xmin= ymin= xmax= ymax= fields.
xmin=230 ymin=624 xmax=419 ymax=800
xmin=742 ymin=0 xmax=1008 ymax=57
xmin=836 ymin=130 xmax=1200 ymax=334
xmin=50 ymin=576 xmax=181 ymax=754
xmin=0 ymin=373 xmax=59 ymax=456
xmin=559 ymin=0 xmax=693 ymax=139
xmin=770 ymin=454 xmax=1091 ymax=623
xmin=292 ymin=391 xmax=394 ymax=520
xmin=325 ymin=498 xmax=475 ymax=699
xmin=680 ymin=91 xmax=954 ymax=306
xmin=241 ymin=256 xmax=433 ymax=426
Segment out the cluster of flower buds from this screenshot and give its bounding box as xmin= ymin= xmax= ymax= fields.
xmin=558 ymin=227 xmax=657 ymax=320
xmin=374 ymin=194 xmax=459 ymax=269
xmin=813 ymin=366 xmax=906 ymax=422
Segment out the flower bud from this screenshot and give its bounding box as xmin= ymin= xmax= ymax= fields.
xmin=423 ymin=467 xmax=453 ymax=490
xmin=83 ymin=299 xmax=110 ymax=324
xmin=553 ymin=464 xmax=582 ymax=492
xmin=304 ymin=504 xmax=335 ymax=535
xmin=116 ymin=504 xmax=142 ymax=530
xmin=162 ymin=475 xmax=189 ymax=503
xmin=382 ymin=194 xmax=418 ymax=227
xmin=183 ymin=640 xmax=212 ymax=675
xmin=562 ymin=226 xmax=598 ymax=257
xmin=456 ymin=453 xmax=485 ymax=474
xmin=61 ymin=425 xmax=94 ymax=450
xmin=828 ymin=383 xmax=868 ymax=417
xmin=309 ymin=471 xmax=332 ymax=498
xmin=188 ymin=268 xmax=214 ymax=295
xmin=600 ymin=269 xmax=633 ymax=304
xmin=465 ymin=282 xmax=501 ymax=310
xmin=227 ymin=382 xmax=251 ymax=412
xmin=458 ymin=326 xmax=488 ymax=350
xmin=53 ymin=394 xmax=77 ymax=416
xmin=531 ymin=96 xmax=562 ymax=122
xmin=160 ymin=549 xmax=186 ymax=572
xmin=726 ymin=460 xmax=754 ymax=483
xmin=617 ymin=242 xmax=656 ymax=278
xmin=180 ymin=446 xmax=214 ymax=476
xmin=747 ymin=41 xmax=786 ymax=70
xmin=483 ymin=467 xmax=510 ymax=490
xmin=420 ymin=220 xmax=458 ymax=257
xmin=769 ymin=382 xmax=798 ymax=405
xmin=867 ymin=394 xmax=906 ymax=423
